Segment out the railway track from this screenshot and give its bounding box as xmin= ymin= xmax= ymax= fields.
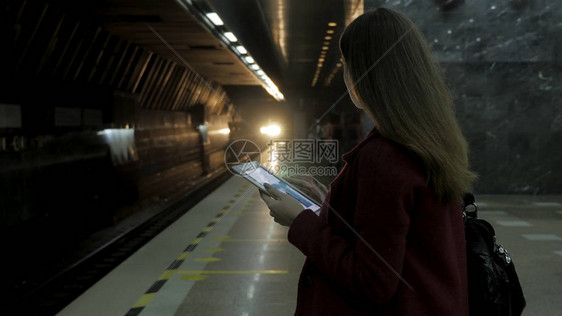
xmin=9 ymin=170 xmax=232 ymax=316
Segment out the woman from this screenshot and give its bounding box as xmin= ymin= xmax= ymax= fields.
xmin=260 ymin=7 xmax=478 ymax=315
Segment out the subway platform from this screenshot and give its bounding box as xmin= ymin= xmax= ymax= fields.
xmin=53 ymin=174 xmax=562 ymax=315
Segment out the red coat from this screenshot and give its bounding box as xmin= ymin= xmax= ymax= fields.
xmin=288 ymin=128 xmax=469 ymax=315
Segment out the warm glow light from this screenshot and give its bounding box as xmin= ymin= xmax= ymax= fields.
xmin=257 ymin=76 xmax=284 ymax=101
xmin=326 ymin=30 xmax=334 ymax=34
xmin=328 ymin=22 xmax=337 ymax=27
xmin=319 ymin=58 xmax=325 ymax=62
xmin=260 ymin=124 xmax=281 ymax=136
xmin=206 ymin=12 xmax=224 ymax=26
xmin=325 ymin=36 xmax=332 ymax=40
xmin=218 ymin=128 xmax=230 ymax=134
xmin=245 ymin=56 xmax=255 ymax=63
xmin=264 ymin=85 xmax=284 ymax=101
xmin=236 ymin=45 xmax=247 ymax=54
xmin=321 ymin=46 xmax=329 ymax=50
xmin=224 ymin=32 xmax=238 ymax=42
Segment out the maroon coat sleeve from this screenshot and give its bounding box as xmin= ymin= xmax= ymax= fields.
xmin=287 ymin=145 xmax=416 ymax=305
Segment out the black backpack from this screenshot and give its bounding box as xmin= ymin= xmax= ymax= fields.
xmin=461 ymin=193 xmax=526 ymax=316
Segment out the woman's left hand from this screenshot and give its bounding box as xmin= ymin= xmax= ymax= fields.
xmin=259 ymin=183 xmax=305 ymax=227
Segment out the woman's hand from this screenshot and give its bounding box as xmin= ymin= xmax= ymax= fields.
xmin=281 ymin=174 xmax=329 ymax=205
xmin=259 ymin=183 xmax=305 ymax=227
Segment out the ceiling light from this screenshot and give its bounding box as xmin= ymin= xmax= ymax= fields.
xmin=257 ymin=70 xmax=265 ymax=75
xmin=323 ymin=41 xmax=330 ymax=45
xmin=224 ymin=32 xmax=237 ymax=42
xmin=328 ymin=22 xmax=337 ymax=27
xmin=245 ymin=56 xmax=255 ymax=63
xmin=236 ymin=45 xmax=247 ymax=54
xmin=321 ymin=46 xmax=329 ymax=50
xmin=325 ymin=36 xmax=332 ymax=40
xmin=319 ymin=58 xmax=325 ymax=62
xmin=318 ymin=63 xmax=323 ymax=67
xmin=251 ymin=64 xmax=259 ymax=70
xmin=206 ymin=12 xmax=224 ymax=26
xmin=326 ymin=30 xmax=334 ymax=34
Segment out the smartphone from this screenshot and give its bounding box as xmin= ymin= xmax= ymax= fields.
xmin=231 ymin=161 xmax=321 ymax=216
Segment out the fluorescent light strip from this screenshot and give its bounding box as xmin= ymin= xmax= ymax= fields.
xmin=206 ymin=12 xmax=224 ymax=26
xmin=189 ymin=5 xmax=285 ymax=101
xmin=236 ymin=45 xmax=247 ymax=54
xmin=224 ymin=32 xmax=237 ymax=42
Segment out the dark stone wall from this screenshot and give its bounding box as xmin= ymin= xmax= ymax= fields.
xmin=365 ymin=0 xmax=562 ymax=194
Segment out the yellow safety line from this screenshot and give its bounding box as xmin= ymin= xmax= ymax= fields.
xmin=131 ymin=293 xmax=157 ymax=308
xmin=191 ymin=237 xmax=204 ymax=244
xmin=127 ymin=185 xmax=253 ymax=312
xmin=176 ymin=270 xmax=288 ymax=275
xmin=176 ymin=251 xmax=192 ymax=260
xmin=158 ymin=269 xmax=177 ymax=280
xmin=213 ymin=238 xmax=288 ymax=243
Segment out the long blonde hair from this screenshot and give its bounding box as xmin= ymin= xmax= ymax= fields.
xmin=339 ymin=7 xmax=478 ymax=203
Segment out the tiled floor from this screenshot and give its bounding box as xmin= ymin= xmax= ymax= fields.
xmin=476 ymin=194 xmax=562 ymax=316
xmin=58 ymin=189 xmax=562 ymax=315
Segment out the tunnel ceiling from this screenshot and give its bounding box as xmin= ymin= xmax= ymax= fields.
xmin=94 ymin=0 xmax=263 ymax=86
xmin=279 ymin=0 xmax=348 ymax=89
xmin=93 ymin=0 xmax=359 ymax=97
xmin=206 ymin=0 xmax=355 ymax=91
